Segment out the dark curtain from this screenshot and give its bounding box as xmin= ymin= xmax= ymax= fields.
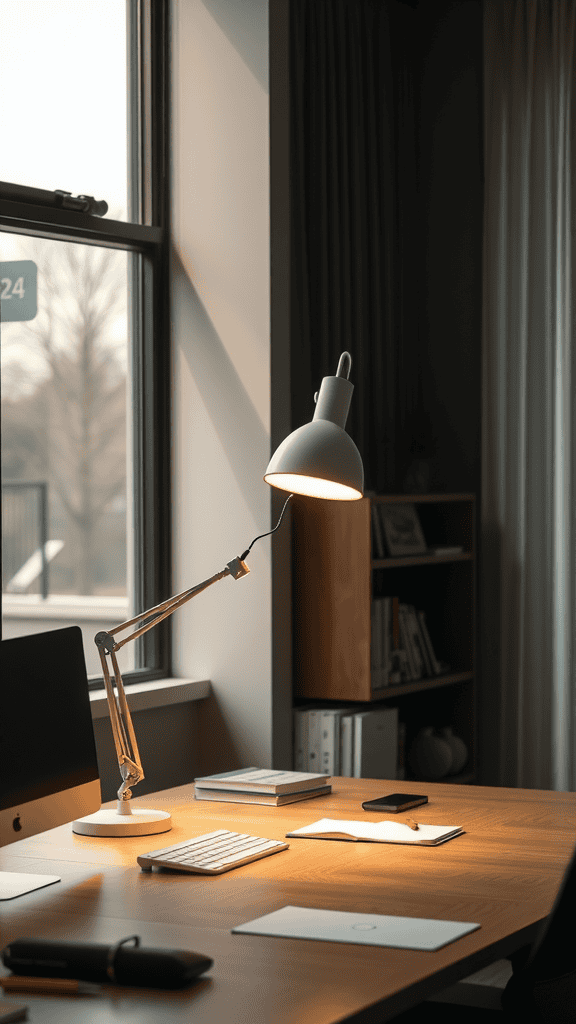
xmin=289 ymin=0 xmax=423 ymax=494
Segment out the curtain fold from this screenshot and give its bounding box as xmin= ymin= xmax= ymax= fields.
xmin=290 ymin=0 xmax=419 ymax=493
xmin=482 ymin=0 xmax=576 ymax=789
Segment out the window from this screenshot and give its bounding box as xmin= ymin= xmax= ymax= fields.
xmin=0 ymin=0 xmax=170 ymax=685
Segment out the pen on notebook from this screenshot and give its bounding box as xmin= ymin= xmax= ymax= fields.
xmin=405 ymin=819 xmax=419 ymax=831
xmin=0 ymin=976 xmax=98 ymax=995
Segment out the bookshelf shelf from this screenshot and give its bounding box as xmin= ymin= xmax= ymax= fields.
xmin=371 ymin=670 xmax=474 ymax=701
xmin=373 ymin=552 xmax=473 ymax=569
xmin=292 ymin=493 xmax=477 ymax=782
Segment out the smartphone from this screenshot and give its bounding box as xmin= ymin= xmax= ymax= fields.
xmin=361 ymin=793 xmax=428 ymax=812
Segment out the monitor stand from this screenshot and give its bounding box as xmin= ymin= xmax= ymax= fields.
xmin=0 ymin=871 xmax=61 ymax=901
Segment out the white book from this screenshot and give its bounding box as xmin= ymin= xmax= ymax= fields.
xmin=319 ymin=709 xmax=339 ymax=776
xmin=352 ymin=706 xmax=399 ymax=780
xmin=319 ymin=708 xmax=356 ymax=776
xmin=340 ymin=714 xmax=355 ymax=777
xmin=307 ymin=708 xmax=324 ymax=774
xmin=195 ymin=784 xmax=332 ymax=806
xmin=194 ymin=767 xmax=331 ymax=794
xmin=293 ymin=708 xmax=310 ymax=772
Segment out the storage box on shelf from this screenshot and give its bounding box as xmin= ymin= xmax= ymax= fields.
xmin=291 ymin=493 xmax=477 ymax=783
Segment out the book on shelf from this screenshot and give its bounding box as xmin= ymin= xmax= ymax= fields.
xmin=370 ymin=596 xmax=442 ymax=686
xmin=194 ymin=767 xmax=331 ymax=795
xmin=403 ymin=604 xmax=427 ymax=679
xmin=417 ymin=610 xmax=442 ymax=675
xmin=340 ymin=714 xmax=355 ymax=777
xmin=194 ymin=784 xmax=332 ymax=806
xmin=353 ymin=707 xmax=398 ymax=780
xmin=371 ymin=504 xmax=386 ymax=558
xmin=318 ymin=707 xmax=356 ymax=776
xmin=371 ymin=596 xmax=402 ymax=687
xmin=410 ymin=605 xmax=434 ymax=677
xmin=306 ymin=707 xmax=325 ymax=774
xmin=388 ymin=648 xmax=407 ymax=685
xmin=390 ymin=598 xmax=402 ymax=683
xmin=293 ymin=706 xmax=319 ymax=771
xmin=340 ymin=707 xmax=399 ymax=779
xmin=370 ymin=597 xmax=384 ymax=685
xmin=398 ymin=603 xmax=419 ymax=680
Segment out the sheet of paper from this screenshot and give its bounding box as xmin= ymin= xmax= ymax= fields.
xmin=232 ymin=906 xmax=480 ymax=951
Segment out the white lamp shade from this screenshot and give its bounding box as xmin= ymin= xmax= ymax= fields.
xmin=264 ymin=419 xmax=364 ymax=500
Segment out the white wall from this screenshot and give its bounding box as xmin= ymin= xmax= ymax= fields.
xmin=170 ymin=0 xmax=273 ymax=772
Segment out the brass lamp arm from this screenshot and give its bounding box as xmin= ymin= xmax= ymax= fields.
xmin=96 ymin=557 xmax=248 ymax=654
xmin=94 ymin=556 xmax=250 ymax=805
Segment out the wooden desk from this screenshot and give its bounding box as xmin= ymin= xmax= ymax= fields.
xmin=1 ymin=778 xmax=574 ymax=1023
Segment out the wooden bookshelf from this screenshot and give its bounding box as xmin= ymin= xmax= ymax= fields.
xmin=292 ymin=493 xmax=477 ymax=781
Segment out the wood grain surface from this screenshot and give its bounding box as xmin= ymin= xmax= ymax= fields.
xmin=1 ymin=778 xmax=574 ymax=1024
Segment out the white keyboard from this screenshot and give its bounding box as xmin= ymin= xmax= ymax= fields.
xmin=137 ymin=829 xmax=290 ymax=875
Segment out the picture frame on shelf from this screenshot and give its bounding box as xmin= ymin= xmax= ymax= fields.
xmin=379 ymin=503 xmax=427 ymax=557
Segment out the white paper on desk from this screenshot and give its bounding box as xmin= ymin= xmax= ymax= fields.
xmin=232 ymin=906 xmax=480 ymax=951
xmin=286 ymin=818 xmax=463 ymax=845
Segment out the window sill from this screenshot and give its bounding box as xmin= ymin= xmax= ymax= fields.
xmin=3 ymin=593 xmax=129 ymax=621
xmin=89 ymin=677 xmax=211 ymax=719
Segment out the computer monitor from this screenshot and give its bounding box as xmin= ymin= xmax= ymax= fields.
xmin=0 ymin=625 xmax=101 ymax=899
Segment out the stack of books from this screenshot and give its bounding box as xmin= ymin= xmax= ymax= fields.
xmin=193 ymin=767 xmax=332 ymax=806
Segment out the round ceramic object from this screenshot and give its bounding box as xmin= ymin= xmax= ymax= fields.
xmin=440 ymin=727 xmax=468 ymax=775
xmin=408 ymin=726 xmax=453 ymax=780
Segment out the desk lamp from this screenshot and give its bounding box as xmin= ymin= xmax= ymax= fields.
xmin=73 ymin=352 xmax=363 ymax=837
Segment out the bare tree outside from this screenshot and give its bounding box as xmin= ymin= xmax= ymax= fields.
xmin=1 ymin=237 xmax=128 ymax=597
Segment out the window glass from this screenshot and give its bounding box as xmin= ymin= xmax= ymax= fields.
xmin=1 ymin=232 xmax=135 ymax=677
xmin=0 ymin=0 xmax=129 ymax=222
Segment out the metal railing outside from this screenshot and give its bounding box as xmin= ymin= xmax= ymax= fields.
xmin=2 ymin=481 xmax=49 ymax=598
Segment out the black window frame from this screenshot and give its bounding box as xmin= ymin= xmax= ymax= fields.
xmin=0 ymin=0 xmax=171 ymax=689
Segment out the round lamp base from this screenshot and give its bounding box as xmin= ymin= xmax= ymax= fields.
xmin=72 ymin=807 xmax=172 ymax=837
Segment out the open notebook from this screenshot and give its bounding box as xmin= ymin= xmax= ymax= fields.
xmin=285 ymin=818 xmax=464 ymax=846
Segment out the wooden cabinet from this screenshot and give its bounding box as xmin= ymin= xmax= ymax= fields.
xmin=292 ymin=493 xmax=477 ymax=782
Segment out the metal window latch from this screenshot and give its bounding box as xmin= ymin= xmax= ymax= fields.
xmin=54 ymin=190 xmax=108 ymax=216
xmin=0 ymin=180 xmax=108 ymax=217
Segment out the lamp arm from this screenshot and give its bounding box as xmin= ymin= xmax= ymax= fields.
xmin=95 ymin=556 xmax=250 ymax=805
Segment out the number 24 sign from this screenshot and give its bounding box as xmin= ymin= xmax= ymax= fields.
xmin=0 ymin=261 xmax=37 ymax=322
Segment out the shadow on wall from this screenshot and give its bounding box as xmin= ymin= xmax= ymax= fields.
xmin=201 ymin=0 xmax=269 ymax=89
xmin=171 ymin=247 xmax=270 ymax=526
xmin=93 ymin=702 xmax=201 ymax=802
xmin=196 ymin=689 xmax=245 ymax=776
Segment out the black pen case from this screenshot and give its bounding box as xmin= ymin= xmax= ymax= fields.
xmin=2 ymin=937 xmax=213 ymax=989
